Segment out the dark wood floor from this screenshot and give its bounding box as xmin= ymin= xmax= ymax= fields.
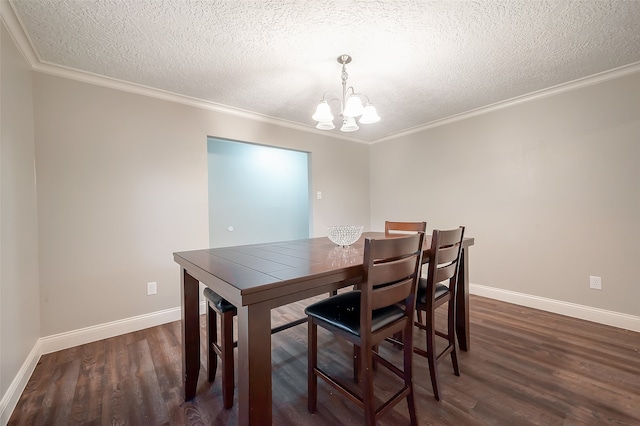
xmin=8 ymin=295 xmax=640 ymax=425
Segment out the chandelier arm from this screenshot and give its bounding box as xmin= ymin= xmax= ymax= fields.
xmin=321 ymin=91 xmax=341 ymax=103
xmin=347 ymin=86 xmax=357 ymax=94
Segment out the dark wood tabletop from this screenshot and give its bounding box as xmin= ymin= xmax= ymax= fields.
xmin=174 ymin=231 xmax=474 ymax=425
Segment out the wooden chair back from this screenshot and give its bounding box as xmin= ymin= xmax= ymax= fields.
xmin=384 ymin=221 xmax=427 ymax=235
xmin=361 ymin=233 xmax=424 ymax=338
xmin=425 ymin=227 xmax=465 ymax=297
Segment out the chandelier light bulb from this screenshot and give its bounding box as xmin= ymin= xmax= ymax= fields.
xmin=359 ymin=104 xmax=381 ymax=124
xmin=316 ymin=120 xmax=335 ymax=130
xmin=340 ymin=116 xmax=359 ymax=132
xmin=343 ymin=95 xmax=365 ymax=117
xmin=312 ymin=100 xmax=334 ymax=122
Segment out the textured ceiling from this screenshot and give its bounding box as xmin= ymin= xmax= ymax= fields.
xmin=8 ymin=0 xmax=640 ymax=142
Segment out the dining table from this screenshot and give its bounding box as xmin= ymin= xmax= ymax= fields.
xmin=174 ymin=231 xmax=474 ymax=425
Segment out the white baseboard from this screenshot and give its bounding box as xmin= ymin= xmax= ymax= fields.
xmin=470 ymin=283 xmax=640 ymax=333
xmin=40 ymin=301 xmax=207 ymax=355
xmin=0 ymin=342 xmax=41 ymax=425
xmin=43 ymin=306 xmax=169 ymax=355
xmin=0 ymin=301 xmax=206 ymax=425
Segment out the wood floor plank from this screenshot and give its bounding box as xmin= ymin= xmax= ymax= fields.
xmin=8 ymin=295 xmax=640 ymax=425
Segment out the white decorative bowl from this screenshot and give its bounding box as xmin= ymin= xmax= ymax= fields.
xmin=326 ymin=225 xmax=363 ymax=247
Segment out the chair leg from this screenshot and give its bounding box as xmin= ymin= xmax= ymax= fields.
xmin=221 ymin=310 xmax=235 ymax=409
xmin=361 ymin=344 xmax=376 ymax=426
xmin=448 ymin=301 xmax=460 ymax=376
xmin=206 ymin=304 xmax=218 ymax=383
xmin=426 ymin=310 xmax=441 ymax=401
xmin=403 ymin=323 xmax=418 ymax=426
xmin=308 ymin=319 xmax=318 ymax=413
xmin=451 ymin=347 xmax=460 ymax=377
xmin=353 ymin=344 xmax=378 ymax=383
xmin=353 ymin=345 xmax=361 ymax=383
xmin=372 ymin=345 xmax=378 ymax=371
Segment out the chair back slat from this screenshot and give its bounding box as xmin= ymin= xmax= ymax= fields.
xmin=369 ymin=255 xmax=419 ymax=287
xmin=369 ymin=234 xmax=424 ymax=262
xmin=435 ymin=244 xmax=460 ymax=266
xmin=371 ymin=277 xmax=414 ymax=310
xmin=436 ymin=228 xmax=464 ymax=246
xmin=434 ymin=262 xmax=457 ymax=284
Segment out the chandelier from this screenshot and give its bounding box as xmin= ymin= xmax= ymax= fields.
xmin=312 ymin=54 xmax=380 ymax=132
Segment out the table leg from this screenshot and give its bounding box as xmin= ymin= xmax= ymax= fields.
xmin=181 ymin=268 xmax=200 ymax=400
xmin=456 ymin=247 xmax=470 ymax=351
xmin=237 ymin=302 xmax=272 ymax=426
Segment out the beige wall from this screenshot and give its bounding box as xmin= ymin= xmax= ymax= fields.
xmin=370 ymin=71 xmax=640 ymax=316
xmin=32 ymin=73 xmax=370 ymax=336
xmin=0 ymin=21 xmax=40 ymax=401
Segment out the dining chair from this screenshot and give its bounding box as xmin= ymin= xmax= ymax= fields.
xmin=414 ymin=226 xmax=465 ymax=401
xmin=204 ymin=287 xmax=308 ymax=408
xmin=204 ymin=287 xmax=237 ymax=409
xmin=305 ymin=232 xmax=424 ymax=425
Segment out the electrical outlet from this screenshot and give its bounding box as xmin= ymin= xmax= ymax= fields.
xmin=589 ymin=276 xmax=602 ymax=290
xmin=147 ymin=281 xmax=157 ymax=295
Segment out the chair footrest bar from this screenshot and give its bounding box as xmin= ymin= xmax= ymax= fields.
xmin=384 ymin=336 xmax=405 ymax=347
xmin=435 ymin=329 xmax=447 ymax=339
xmin=375 ymin=386 xmax=411 ymax=422
xmin=314 ymin=367 xmax=364 ymax=408
xmin=413 ymin=346 xmax=428 ymax=358
xmin=271 ymin=317 xmax=306 ymax=334
xmin=436 ymin=345 xmax=454 ymax=362
xmin=229 ymin=317 xmax=308 ymax=349
xmin=372 ymin=351 xmax=404 ymax=379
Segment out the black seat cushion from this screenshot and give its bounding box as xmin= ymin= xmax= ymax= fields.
xmin=305 ymin=291 xmax=405 ymax=337
xmin=203 ymin=287 xmax=237 ymax=314
xmin=417 ymin=278 xmax=449 ymax=305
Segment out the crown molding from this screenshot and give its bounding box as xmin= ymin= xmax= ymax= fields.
xmin=374 ymin=60 xmax=640 ymax=144
xmin=1 ymin=0 xmax=39 ymax=65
